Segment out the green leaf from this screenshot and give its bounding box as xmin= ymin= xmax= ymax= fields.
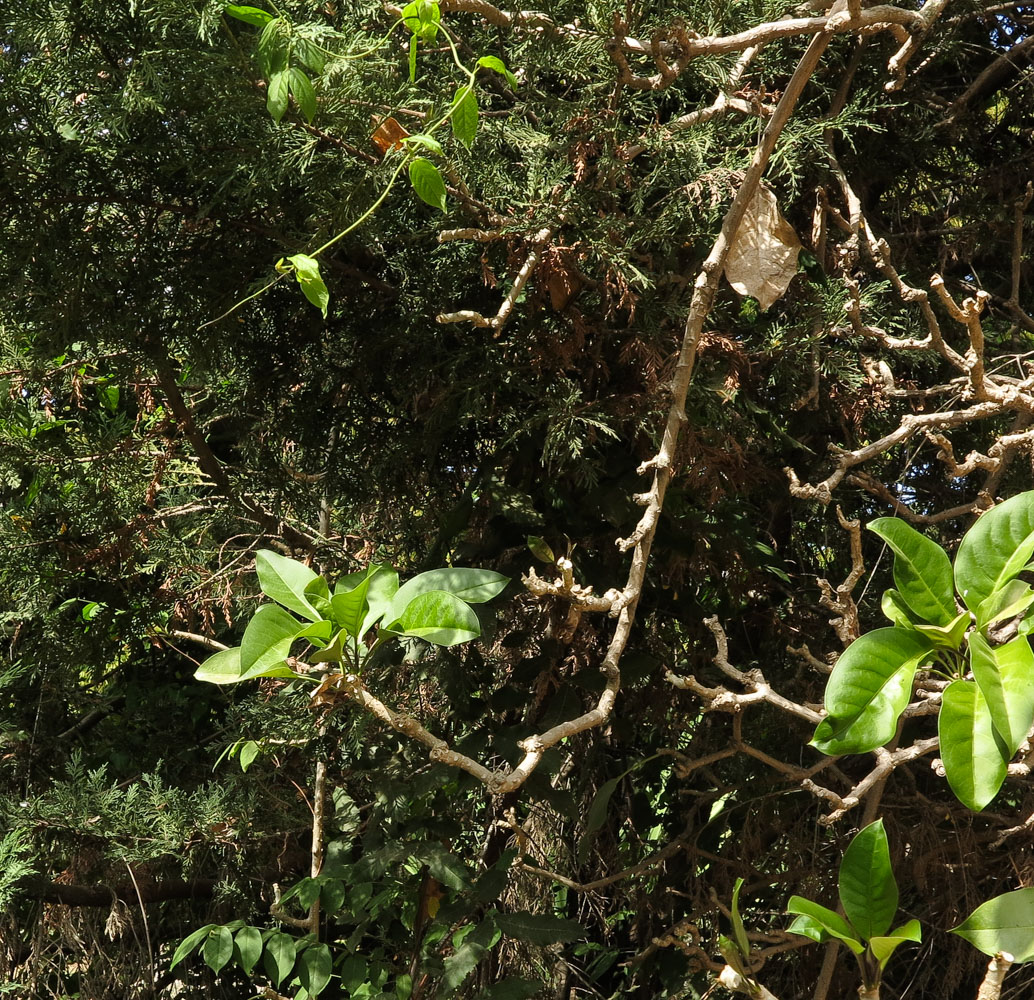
xmin=914 ymin=610 xmax=970 ymax=650
xmin=235 ymin=925 xmax=263 ymax=975
xmin=952 ymin=888 xmax=1034 ymax=961
xmin=838 ymin=820 xmax=897 ymax=940
xmin=731 ymin=877 xmax=751 ymax=962
xmin=204 ymin=925 xmax=233 ymax=974
xmin=526 ymin=536 xmax=556 ymax=564
xmin=263 ymin=931 xmax=297 ymax=987
xmin=239 ymin=740 xmax=260 ymax=772
xmin=320 ymin=879 xmax=346 ymax=913
xmin=409 ymin=34 xmax=417 ymax=82
xmin=293 ymin=36 xmax=327 ymax=74
xmin=331 ymin=567 xmax=378 ymax=638
xmin=451 ymin=87 xmax=478 ymax=149
xmin=225 ymin=4 xmax=274 ymax=26
xmin=880 ymin=589 xmax=923 ymax=628
xmin=976 ymin=578 xmax=1034 ymax=629
xmin=955 ymin=492 xmax=1034 ymax=617
xmin=389 ymin=568 xmax=508 ymax=617
xmin=411 ymin=842 xmax=472 ymax=891
xmin=868 ymin=518 xmax=956 ymax=625
xmin=785 ymin=897 xmax=864 ymax=954
xmin=402 ymin=133 xmax=444 ymax=156
xmin=257 ymin=17 xmax=289 ymax=77
xmin=868 ymin=919 xmax=921 ymax=969
xmin=788 ymin=913 xmax=832 ymax=945
xmin=289 ymin=67 xmax=317 ymax=123
xmin=477 ymin=55 xmax=518 ymax=90
xmin=811 ymin=628 xmax=932 ymax=755
xmin=297 ymin=942 xmax=333 ymax=996
xmin=241 ymin=602 xmax=303 ymax=672
xmin=287 ymin=254 xmax=330 ymax=318
xmin=360 ymin=564 xmax=400 ymax=635
xmin=968 ymin=632 xmax=1034 ymax=757
xmin=194 ymin=646 xmax=298 ymax=685
xmin=256 ymin=550 xmax=324 ymax=621
xmin=267 ymin=68 xmax=289 ymax=123
xmin=578 ymin=775 xmax=620 ymax=863
xmin=409 ymin=157 xmax=447 ymax=213
xmin=939 ymin=679 xmax=1008 ymax=811
xmin=391 ymin=590 xmax=480 ymax=647
xmin=171 ymin=924 xmax=217 ymax=969
xmin=492 ymin=911 xmax=584 ymax=944
xmin=442 ymin=919 xmax=500 ymax=994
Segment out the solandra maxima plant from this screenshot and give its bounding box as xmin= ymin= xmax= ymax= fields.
xmin=810 ymin=492 xmax=1034 ymax=811
xmin=194 ymin=549 xmax=509 ymax=686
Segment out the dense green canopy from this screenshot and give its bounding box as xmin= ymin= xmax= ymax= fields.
xmin=2 ymin=2 xmax=1034 ymax=998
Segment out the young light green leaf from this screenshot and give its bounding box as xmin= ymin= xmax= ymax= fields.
xmin=287 ymin=253 xmax=330 ymax=318
xmin=331 ymin=567 xmax=378 ymax=638
xmin=477 ymin=55 xmax=518 ymax=90
xmin=838 ymin=820 xmax=898 ymax=941
xmin=955 ymin=492 xmax=1034 ymax=616
xmin=914 ymin=610 xmax=970 ymax=650
xmin=263 ymin=931 xmax=297 ymax=987
xmin=258 ymin=17 xmax=289 ymax=77
xmin=402 ymin=133 xmax=444 ymax=156
xmin=939 ymin=679 xmax=1008 ymax=811
xmin=293 ymin=36 xmax=327 ymax=74
xmin=360 ymin=564 xmax=401 ymax=636
xmin=969 ymin=632 xmax=1034 ymax=758
xmin=409 ymin=157 xmax=447 ymax=213
xmin=785 ymin=897 xmax=864 ymax=954
xmin=389 ymin=567 xmax=508 ymax=619
xmin=451 ymin=87 xmax=478 ymax=149
xmin=788 ymin=913 xmax=833 ymax=945
xmin=492 ymin=911 xmax=584 ymax=944
xmin=297 ymin=942 xmax=333 ymax=996
xmin=170 ymin=924 xmax=217 ymax=969
xmin=255 ymin=549 xmax=323 ymax=621
xmin=881 ymin=589 xmax=923 ymax=629
xmin=976 ymin=578 xmax=1034 ymax=629
xmin=241 ymin=602 xmax=303 ymax=672
xmin=203 ymin=924 xmax=233 ymax=974
xmin=952 ymin=887 xmax=1034 ymax=962
xmin=409 ymin=34 xmax=418 ymax=82
xmin=267 ymin=68 xmax=289 ymax=123
xmin=391 ymin=590 xmax=480 ymax=646
xmin=225 ymin=4 xmax=274 ymax=27
xmin=731 ymin=877 xmax=751 ymax=962
xmin=811 ymin=628 xmax=932 ymax=755
xmin=289 ymin=67 xmax=317 ymax=123
xmin=239 ymin=740 xmax=260 ymax=772
xmin=868 ymin=919 xmax=921 ymax=969
xmin=235 ymin=925 xmax=263 ymax=975
xmin=868 ymin=518 xmax=956 ymax=626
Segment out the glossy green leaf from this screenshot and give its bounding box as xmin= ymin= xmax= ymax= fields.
xmin=788 ymin=913 xmax=833 ymax=945
xmin=869 ymin=919 xmax=921 ymax=969
xmin=170 ymin=924 xmax=217 ymax=968
xmin=451 ymin=87 xmax=478 ymax=149
xmin=970 ymin=632 xmax=1034 ymax=758
xmin=297 ymin=942 xmax=333 ymax=996
xmin=812 ymin=628 xmax=932 ymax=755
xmin=289 ymin=67 xmax=316 ymax=123
xmin=241 ymin=602 xmax=302 ymax=671
xmin=976 ymin=578 xmax=1034 ymax=629
xmin=409 ymin=157 xmax=447 ymax=213
xmin=526 ymin=536 xmax=556 ymax=564
xmin=868 ymin=518 xmax=956 ymax=625
xmin=235 ymin=925 xmax=262 ymax=975
xmin=238 ymin=740 xmax=260 ymax=772
xmin=267 ymin=68 xmax=289 ymax=122
xmin=331 ymin=568 xmax=378 ymax=638
xmin=952 ymin=888 xmax=1034 ymax=961
xmin=881 ymin=589 xmax=923 ymax=629
xmin=392 ymin=590 xmax=480 ymax=647
xmin=309 ymin=629 xmax=344 ymax=664
xmin=287 ymin=253 xmax=329 ymax=318
xmin=477 ymin=54 xmax=518 ymax=90
xmin=304 ymin=575 xmax=332 ymax=618
xmin=914 ymin=610 xmax=970 ymax=650
xmin=956 ymin=493 xmax=1034 ymax=616
xmin=492 ymin=911 xmax=584 ymax=944
xmin=194 ymin=646 xmax=299 ymax=685
xmin=203 ymin=924 xmax=233 ymax=974
xmin=225 ymin=4 xmax=274 ymax=26
xmin=360 ymin=564 xmax=400 ymax=636
xmin=785 ymin=897 xmax=864 ymax=954
xmin=255 ymin=550 xmax=323 ymax=621
xmin=263 ymin=931 xmax=297 ymax=987
xmin=838 ymin=820 xmax=897 ymax=940
xmin=389 ymin=567 xmax=508 ymax=618
xmin=939 ymin=679 xmax=1008 ymax=811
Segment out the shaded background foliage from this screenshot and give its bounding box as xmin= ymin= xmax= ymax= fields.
xmin=2 ymin=1 xmax=1034 ymax=998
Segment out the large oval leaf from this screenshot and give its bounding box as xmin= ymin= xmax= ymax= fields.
xmin=235 ymin=925 xmax=262 ymax=976
xmin=241 ymin=602 xmax=304 ymax=672
xmin=952 ymin=888 xmax=1034 ymax=962
xmin=868 ymin=518 xmax=955 ymax=626
xmin=955 ymin=492 xmax=1034 ymax=618
xmin=297 ymin=942 xmax=333 ymax=996
xmin=255 ymin=549 xmax=324 ymax=621
xmin=785 ymin=897 xmax=864 ymax=954
xmin=939 ymin=679 xmax=1008 ymax=811
xmin=811 ymin=628 xmax=933 ymax=755
xmin=389 ymin=568 xmax=508 ymax=622
xmin=263 ymin=931 xmax=297 ymax=988
xmin=838 ymin=820 xmax=897 ymax=941
xmin=203 ymin=925 xmax=233 ymax=974
xmin=391 ymin=590 xmax=480 ymax=647
xmin=193 ymin=646 xmax=297 ymax=685
xmin=969 ymin=632 xmax=1034 ymax=757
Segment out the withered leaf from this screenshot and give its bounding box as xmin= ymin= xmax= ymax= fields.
xmin=371 ymin=116 xmax=409 ymax=155
xmin=724 ymin=183 xmax=802 ymax=311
